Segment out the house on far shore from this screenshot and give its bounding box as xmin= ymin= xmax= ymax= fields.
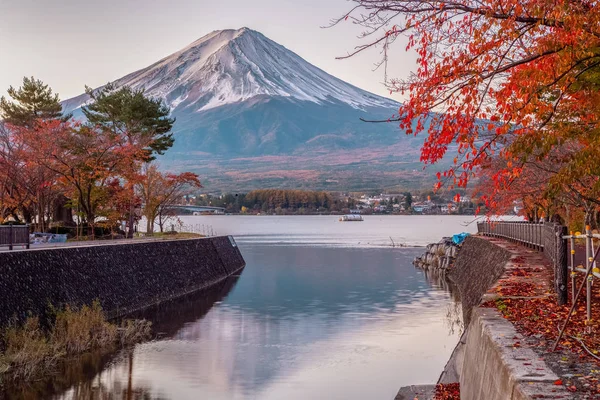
xmin=412 ymin=202 xmax=430 ymax=213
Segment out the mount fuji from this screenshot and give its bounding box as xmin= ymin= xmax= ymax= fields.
xmin=62 ymin=28 xmax=434 ymax=191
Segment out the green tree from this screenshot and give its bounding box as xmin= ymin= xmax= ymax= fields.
xmin=82 ymin=84 xmax=175 ymax=161
xmin=404 ymin=192 xmax=413 ymax=210
xmin=83 ymin=84 xmax=176 ymax=237
xmin=0 ymin=77 xmax=65 ymax=127
xmin=0 ymin=77 xmax=70 ymax=229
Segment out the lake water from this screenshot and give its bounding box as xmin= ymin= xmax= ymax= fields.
xmin=177 ymin=214 xmax=484 ymax=248
xmin=30 ymin=216 xmax=476 ymax=399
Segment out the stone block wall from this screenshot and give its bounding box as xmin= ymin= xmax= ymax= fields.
xmin=0 ymin=236 xmax=245 ymax=326
xmin=448 ymin=236 xmax=512 ymax=325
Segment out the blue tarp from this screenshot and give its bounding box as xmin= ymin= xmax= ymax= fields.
xmin=452 ymin=232 xmax=470 ymax=245
xmin=30 ymin=233 xmax=68 ymax=244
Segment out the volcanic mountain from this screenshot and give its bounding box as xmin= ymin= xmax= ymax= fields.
xmin=63 ymin=28 xmax=435 ymax=191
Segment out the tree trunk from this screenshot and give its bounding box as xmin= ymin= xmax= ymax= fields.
xmin=127 ymin=203 xmax=135 ymax=239
xmin=555 ymin=225 xmax=569 ymax=305
xmin=52 ymin=194 xmax=74 ymax=226
xmin=87 ymin=212 xmax=95 ymax=240
xmin=146 ymin=214 xmax=154 ymax=235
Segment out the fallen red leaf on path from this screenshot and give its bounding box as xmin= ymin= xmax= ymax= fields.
xmin=434 ymin=383 xmax=460 ymax=400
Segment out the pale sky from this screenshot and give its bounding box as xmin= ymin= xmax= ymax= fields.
xmin=0 ymin=0 xmax=416 ymax=102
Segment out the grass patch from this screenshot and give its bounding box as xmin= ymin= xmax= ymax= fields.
xmin=66 ymin=232 xmax=204 ymax=242
xmin=137 ymin=232 xmax=204 ymax=239
xmin=495 ymin=299 xmax=509 ymax=316
xmin=0 ymin=301 xmax=151 ymax=382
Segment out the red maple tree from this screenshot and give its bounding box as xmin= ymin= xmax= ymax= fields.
xmin=335 ymin=0 xmax=600 ymax=221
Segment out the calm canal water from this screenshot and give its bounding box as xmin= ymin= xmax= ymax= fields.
xmin=21 ymin=216 xmax=475 ymax=399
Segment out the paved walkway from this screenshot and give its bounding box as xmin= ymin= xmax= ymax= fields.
xmin=0 ymin=235 xmax=208 ymax=252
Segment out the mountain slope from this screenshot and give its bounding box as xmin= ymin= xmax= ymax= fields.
xmin=63 ymin=28 xmax=397 ymax=115
xmin=63 ymin=28 xmax=438 ymax=190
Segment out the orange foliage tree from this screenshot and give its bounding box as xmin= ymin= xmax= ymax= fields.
xmin=136 ymin=164 xmax=201 ymax=234
xmin=19 ymin=119 xmax=145 ymax=237
xmin=0 ymin=122 xmax=60 ymax=229
xmin=0 ymin=78 xmax=199 ymax=238
xmin=334 ymin=0 xmax=600 ymax=223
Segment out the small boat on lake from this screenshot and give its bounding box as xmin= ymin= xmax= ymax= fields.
xmin=339 ymin=214 xmax=364 ymax=222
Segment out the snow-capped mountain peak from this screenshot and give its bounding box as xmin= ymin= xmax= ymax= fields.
xmin=63 ymin=28 xmax=398 ymax=114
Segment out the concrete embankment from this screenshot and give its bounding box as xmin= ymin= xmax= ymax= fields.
xmin=461 ymin=307 xmax=566 ymax=400
xmin=401 ymin=236 xmax=568 ymax=399
xmin=449 ymin=236 xmax=567 ymax=399
xmin=454 ymin=237 xmax=569 ymax=399
xmin=0 ymin=236 xmax=245 ymax=326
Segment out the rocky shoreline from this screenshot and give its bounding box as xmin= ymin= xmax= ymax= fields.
xmin=401 ymin=235 xmax=574 ymax=400
xmin=412 ymin=237 xmax=461 ymax=272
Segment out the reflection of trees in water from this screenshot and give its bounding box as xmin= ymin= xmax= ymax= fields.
xmin=62 ymin=351 xmax=161 ymax=400
xmin=128 ymin=275 xmax=240 ymax=338
xmin=0 ymin=277 xmax=240 ymax=400
xmin=420 ymin=266 xmax=464 ymax=336
xmin=0 ymin=347 xmax=118 ymax=400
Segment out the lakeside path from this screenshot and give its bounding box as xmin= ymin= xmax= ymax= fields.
xmin=399 ymin=234 xmax=577 ymax=399
xmin=0 ymin=234 xmax=208 ymax=252
xmin=429 ymin=235 xmax=600 ymax=399
xmin=476 ymin=236 xmax=600 ymax=398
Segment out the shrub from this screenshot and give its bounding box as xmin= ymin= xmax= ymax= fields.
xmin=51 ymin=301 xmax=117 ymax=354
xmin=118 ymin=319 xmax=152 ymax=345
xmin=2 ymin=317 xmax=61 ymax=380
xmin=0 ymin=302 xmax=151 ymax=383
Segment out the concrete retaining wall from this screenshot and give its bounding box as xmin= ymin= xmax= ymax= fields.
xmin=460 ymin=308 xmax=567 ymax=400
xmin=446 ymin=236 xmax=568 ymax=399
xmin=0 ymin=236 xmax=245 ymax=326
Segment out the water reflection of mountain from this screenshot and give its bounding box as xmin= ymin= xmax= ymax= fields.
xmin=225 ymin=245 xmax=438 ymax=318
xmin=74 ymin=296 xmax=454 ymax=400
xmin=124 ymin=245 xmax=455 ymax=398
xmin=0 ymin=278 xmax=239 ymax=400
xmin=24 ymin=245 xmax=460 ymax=400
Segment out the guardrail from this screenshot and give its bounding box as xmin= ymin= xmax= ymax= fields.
xmin=172 ymin=223 xmax=217 ymax=237
xmin=563 ymin=227 xmax=600 ymax=321
xmin=0 ymin=224 xmax=30 ymax=250
xmin=477 ymin=221 xmax=568 ymax=305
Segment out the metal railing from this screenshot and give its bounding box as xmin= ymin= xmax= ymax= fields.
xmin=0 ymin=224 xmax=30 ymax=250
xmin=173 ymin=223 xmax=217 ymax=237
xmin=476 ymin=221 xmax=548 ymax=250
xmin=564 ymin=227 xmax=600 ymax=321
xmin=478 ymin=221 xmax=568 ymax=305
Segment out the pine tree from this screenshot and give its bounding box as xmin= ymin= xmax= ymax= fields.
xmin=83 ymin=84 xmax=176 ymax=238
xmin=0 ymin=77 xmax=64 ymax=126
xmin=404 ymin=192 xmax=413 ymax=210
xmin=82 ymin=84 xmax=175 ymax=161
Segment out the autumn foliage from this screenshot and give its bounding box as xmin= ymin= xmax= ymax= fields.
xmin=0 ymin=78 xmax=200 ymax=236
xmin=434 ymin=382 xmax=460 ymax=400
xmin=337 ymin=0 xmax=600 ymax=225
xmin=136 ymin=164 xmax=201 ymax=234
